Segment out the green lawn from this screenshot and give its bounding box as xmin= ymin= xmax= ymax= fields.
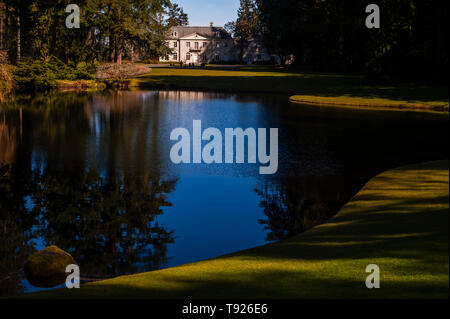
xmin=128 ymin=66 xmax=449 ymax=112
xmin=290 ymin=95 xmax=449 ymax=112
xmin=25 ymin=161 xmax=449 ymax=299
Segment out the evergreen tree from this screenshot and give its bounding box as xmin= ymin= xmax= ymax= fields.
xmin=1 ymin=0 xmax=185 ymax=65
xmin=167 ymin=3 xmax=188 ymax=27
xmin=229 ymin=0 xmax=259 ymax=62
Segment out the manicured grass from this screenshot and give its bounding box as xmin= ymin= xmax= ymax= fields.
xmin=290 ymin=95 xmax=449 ymax=112
xmin=129 ymin=66 xmax=449 ymax=112
xmin=26 ymin=161 xmax=449 ymax=299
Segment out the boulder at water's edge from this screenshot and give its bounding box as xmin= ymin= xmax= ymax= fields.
xmin=24 ymin=246 xmax=75 ymax=288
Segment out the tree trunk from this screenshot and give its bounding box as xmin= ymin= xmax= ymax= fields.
xmin=130 ymin=45 xmax=136 ymax=63
xmin=16 ymin=14 xmax=21 ymax=61
xmin=115 ymin=33 xmax=124 ymax=65
xmin=238 ymin=38 xmax=247 ymax=63
xmin=109 ymin=35 xmax=116 ymax=63
xmin=116 ymin=48 xmax=122 ymax=65
xmin=50 ymin=17 xmax=58 ymax=58
xmin=19 ymin=108 xmax=22 ymax=140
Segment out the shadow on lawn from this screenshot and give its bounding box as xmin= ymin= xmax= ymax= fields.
xmin=31 ymin=161 xmax=448 ymax=299
xmin=57 ymin=267 xmax=449 ymax=299
xmin=134 ymin=67 xmax=449 ymax=103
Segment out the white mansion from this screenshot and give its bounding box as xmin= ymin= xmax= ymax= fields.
xmin=160 ymin=25 xmax=277 ymax=64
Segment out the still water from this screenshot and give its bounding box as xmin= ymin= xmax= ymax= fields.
xmin=0 ymin=90 xmax=448 ymax=296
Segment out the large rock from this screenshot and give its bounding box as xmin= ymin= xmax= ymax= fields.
xmin=24 ymin=246 xmax=75 ymax=288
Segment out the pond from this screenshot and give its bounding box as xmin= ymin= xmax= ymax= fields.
xmin=0 ymin=90 xmax=448 ymax=296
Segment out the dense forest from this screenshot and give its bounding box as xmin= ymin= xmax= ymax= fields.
xmin=0 ymin=0 xmax=188 ymax=95
xmin=228 ymin=0 xmax=448 ymax=83
xmin=0 ymin=0 xmax=448 ymax=99
xmin=0 ymin=0 xmax=187 ymax=65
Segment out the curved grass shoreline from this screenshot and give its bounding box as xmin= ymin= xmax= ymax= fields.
xmin=21 ymin=160 xmax=449 ymax=299
xmin=289 ymin=95 xmax=449 ymax=113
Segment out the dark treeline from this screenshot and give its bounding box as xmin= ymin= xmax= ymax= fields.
xmin=0 ymin=0 xmax=188 ymax=65
xmin=1 ymin=1 xmax=448 ymax=84
xmin=236 ymin=0 xmax=448 ymax=83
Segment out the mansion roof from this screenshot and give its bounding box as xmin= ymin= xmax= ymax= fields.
xmin=167 ymin=26 xmax=232 ymax=40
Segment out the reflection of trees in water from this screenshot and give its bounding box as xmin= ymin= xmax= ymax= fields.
xmin=0 ymin=91 xmax=178 ymax=295
xmin=85 ymin=91 xmax=172 ymax=176
xmin=0 ymin=164 xmax=177 ymax=295
xmin=1 ymin=103 xmax=38 ymax=296
xmin=0 ymin=165 xmax=38 ymax=296
xmin=33 ymin=169 xmax=177 ymax=277
xmin=256 ymin=176 xmax=358 ymax=242
xmin=0 ymin=110 xmax=21 ymax=164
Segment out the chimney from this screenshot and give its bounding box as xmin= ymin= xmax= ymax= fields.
xmin=210 ymin=22 xmax=214 ymax=27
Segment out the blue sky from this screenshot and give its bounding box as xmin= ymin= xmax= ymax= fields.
xmin=174 ymin=0 xmax=240 ymax=27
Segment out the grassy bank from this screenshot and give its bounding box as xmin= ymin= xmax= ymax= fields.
xmin=290 ymin=95 xmax=449 ymax=112
xmin=25 ymin=161 xmax=449 ymax=299
xmin=129 ymin=66 xmax=449 ymax=112
xmin=55 ymin=80 xmax=105 ymax=92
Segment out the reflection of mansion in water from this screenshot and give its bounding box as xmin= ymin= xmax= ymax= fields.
xmin=157 ymin=90 xmax=228 ymax=101
xmin=160 ymin=24 xmax=277 ymax=64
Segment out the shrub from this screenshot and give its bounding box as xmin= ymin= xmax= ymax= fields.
xmin=12 ymin=57 xmax=95 ymax=91
xmin=95 ymin=63 xmax=150 ymax=80
xmin=136 ymin=58 xmax=161 ymax=64
xmin=75 ymin=61 xmax=98 ymax=79
xmin=0 ymin=51 xmax=16 ymax=102
xmin=13 ymin=60 xmax=58 ymax=90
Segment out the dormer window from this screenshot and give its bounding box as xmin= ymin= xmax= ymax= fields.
xmin=172 ymin=31 xmax=178 ymax=37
